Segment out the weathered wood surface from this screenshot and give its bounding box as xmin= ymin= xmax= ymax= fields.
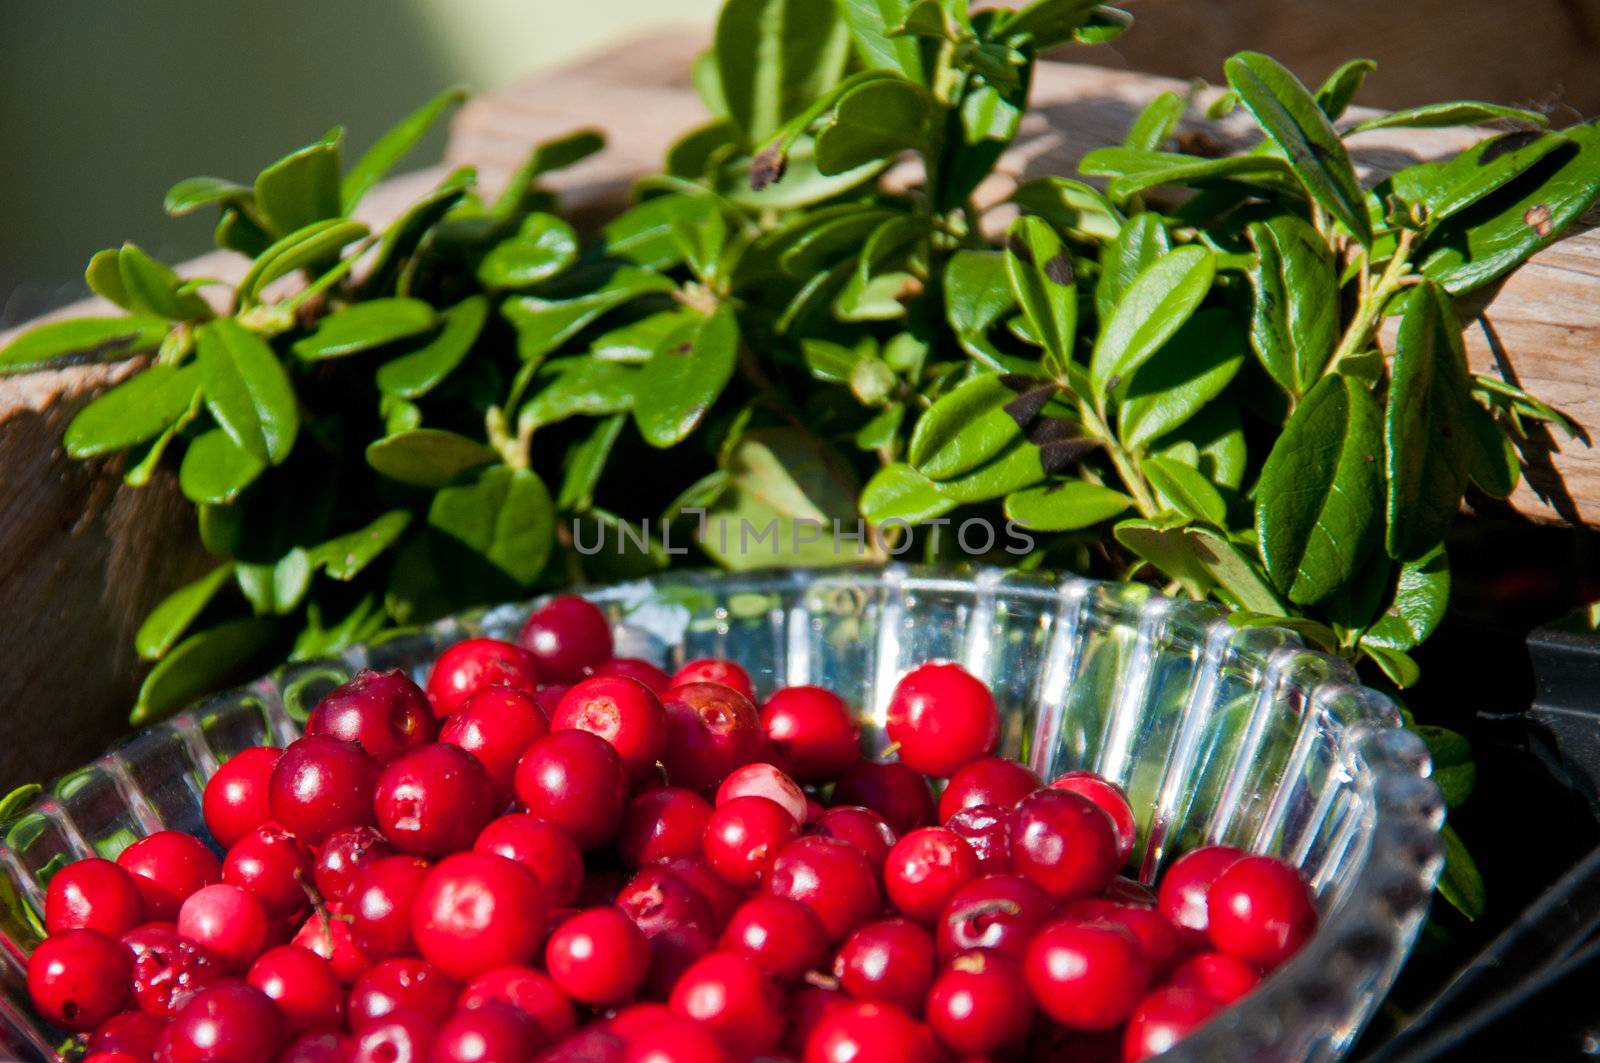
xmin=1 ymin=31 xmax=1598 ymax=786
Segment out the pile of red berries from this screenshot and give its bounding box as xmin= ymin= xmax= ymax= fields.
xmin=26 ymin=595 xmax=1319 ymax=1063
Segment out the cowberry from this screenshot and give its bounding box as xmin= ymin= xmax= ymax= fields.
xmin=669 ymin=659 xmax=755 ymax=701
xmin=1205 ymin=855 xmax=1317 ymax=970
xmin=350 ymin=1008 xmax=441 ymax=1063
xmin=474 ymin=814 xmax=585 ymax=907
xmin=312 ymin=826 xmax=393 ymax=903
xmin=122 ymin=921 xmax=220 ymax=1017
xmin=659 ymin=683 xmax=765 ymax=794
xmin=1154 ymin=845 xmax=1243 ymax=943
xmin=247 ymin=945 xmax=343 ymax=1034
xmin=885 ymin=662 xmax=999 ymax=777
xmin=718 ymin=894 xmax=828 ymax=983
xmin=940 ymin=757 xmax=1041 ymax=821
xmin=668 ymin=950 xmax=784 ymax=1059
xmin=615 ymin=866 xmax=716 ymax=939
xmin=802 ymin=1001 xmax=931 ymax=1063
xmin=268 ymin=736 xmax=379 ymax=845
xmin=702 ymin=796 xmax=799 ymax=888
xmin=222 ymin=824 xmax=313 ymax=920
xmin=1167 ymin=951 xmax=1261 ymax=1005
xmin=643 ymin=924 xmax=717 ymax=1002
xmin=1010 ymin=788 xmax=1121 ymax=902
xmin=426 ymin=638 xmax=540 ymax=717
xmin=89 ymin=1010 xmax=165 ymax=1058
xmin=619 ymin=1013 xmax=728 ymax=1063
xmin=883 ymin=827 xmax=981 ymax=923
xmin=278 ymin=1032 xmax=354 ymax=1063
xmin=203 ymin=747 xmax=281 ymax=849
xmin=617 ymin=788 xmax=713 ymax=868
xmin=518 ymin=596 xmax=615 ymax=683
xmin=936 ymin=873 xmax=1055 ymax=962
xmin=1122 ymin=986 xmax=1221 ymax=1062
xmin=552 ymin=675 xmax=667 ymax=780
xmin=458 ymin=966 xmax=577 ymax=1043
xmin=810 ymin=806 xmax=898 ymax=873
xmin=28 ymin=929 xmax=131 ymax=1031
xmin=306 ymin=669 xmax=435 ymax=765
xmin=944 ymin=804 xmax=1012 ymax=871
xmin=177 ymin=884 xmax=271 ymax=971
xmin=1059 ymin=899 xmax=1186 ymax=976
xmin=546 ymin=906 xmax=651 ymax=1005
xmin=435 ymin=1001 xmax=544 ymax=1063
xmin=785 ymin=987 xmax=850 ymax=1057
xmin=763 ymin=836 xmax=881 ymax=941
xmin=45 ymin=858 xmax=144 ymax=938
xmin=830 ymin=761 xmax=935 ymax=836
xmin=1049 ymin=770 xmax=1137 ymax=865
xmin=758 ymin=686 xmax=859 ymax=783
xmin=514 ymin=730 xmax=628 ymax=850
xmin=349 ymin=855 xmax=432 ymax=959
xmin=292 ymin=907 xmax=371 ymax=983
xmin=439 ymin=686 xmax=550 ymax=797
xmin=592 ymin=657 xmax=672 ymax=694
xmin=658 ymin=857 xmax=743 ymax=930
xmin=373 ymin=743 xmax=497 ymax=857
xmin=714 ymin=762 xmax=807 ymax=824
xmin=1025 ymin=920 xmax=1152 ymax=1031
xmin=158 ymin=981 xmax=286 ymax=1063
xmin=348 ymin=957 xmax=459 ymax=1029
xmin=833 ymin=918 xmax=936 ymax=1013
xmin=411 ymin=852 xmax=547 ymax=981
xmin=925 ymin=952 xmax=1034 ymax=1056
xmin=116 ymin=830 xmax=222 ymax=922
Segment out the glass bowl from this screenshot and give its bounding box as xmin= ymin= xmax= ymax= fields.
xmin=0 ymin=566 xmax=1444 ymax=1060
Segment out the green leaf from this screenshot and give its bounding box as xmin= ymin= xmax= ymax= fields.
xmin=1365 ymin=544 xmax=1450 ymax=650
xmin=1362 ymin=641 xmax=1420 ymax=688
xmin=519 ymin=357 xmax=639 ymax=432
xmin=164 ymin=176 xmax=252 ymax=218
xmin=715 ymin=0 xmax=852 ymax=146
xmin=1143 ymin=453 xmax=1226 ymax=525
xmin=196 ymin=319 xmax=299 ymax=465
xmin=117 ymin=244 xmax=211 ymax=320
xmin=1123 ymin=91 xmax=1186 ymax=152
xmin=375 ymin=295 xmax=489 ymax=398
xmin=501 ymin=267 xmax=675 ymax=362
xmin=909 ymin=373 xmax=1027 ymax=480
xmin=802 ymin=338 xmax=865 ymax=384
xmin=1314 ymin=58 xmax=1375 ymax=120
xmin=814 ymin=80 xmax=935 ymax=175
xmin=1114 ymin=515 xmax=1211 ymax=598
xmin=1224 ymin=51 xmax=1372 ymax=246
xmin=1392 ymin=130 xmax=1568 ymax=229
xmin=1385 ymin=283 xmax=1473 ymax=558
xmin=1072 ymin=5 xmax=1132 ymax=44
xmin=308 ymin=511 xmax=412 ymax=580
xmin=1094 ymin=213 xmax=1169 ymax=322
xmin=1182 ymin=526 xmax=1287 ymax=614
xmin=1089 ymin=246 xmax=1215 ymax=401
xmin=135 ymin=563 xmax=236 ymax=661
xmin=1350 ymin=101 xmax=1548 ymax=134
xmin=292 ymin=298 xmax=437 ymax=360
xmin=635 ymin=304 xmax=740 ymax=448
xmin=1004 ymin=216 xmax=1076 ymax=373
xmin=1462 ymin=400 xmax=1519 ymax=498
xmin=603 ymin=196 xmax=721 ymax=270
xmin=1417 ymin=725 xmax=1475 ymax=809
xmin=1012 ymin=177 xmax=1123 ymax=243
xmin=360 ymin=169 xmax=474 ymax=295
xmin=342 ymin=87 xmax=468 ymax=211
xmin=215 ymin=208 xmax=275 ymax=258
xmin=237 ymin=218 xmax=369 ymax=304
xmin=85 ymin=249 xmax=132 ymax=309
xmin=699 ymin=428 xmax=866 ymax=568
xmin=64 ymin=363 xmax=201 ymax=458
xmin=559 ymin=414 xmax=626 ymax=513
xmin=0 ymin=315 xmax=168 ymax=375
xmin=934 ymin=69 xmax=1028 ymax=213
xmin=838 ymin=0 xmax=925 ymax=81
xmin=1245 ymin=214 xmax=1338 ymax=396
xmin=131 ymin=617 xmax=278 ymax=725
xmin=945 ymin=250 xmax=1018 ymax=365
xmin=0 ymin=784 xmax=41 ymax=823
xmin=492 ymin=129 xmax=607 ymax=217
xmin=1119 ymin=309 xmax=1247 ymax=450
xmin=365 ymin=429 xmax=498 ymax=488
xmin=1080 ymin=147 xmax=1292 ymax=201
xmin=179 ymin=428 xmax=267 ymax=505
xmin=1156 ymin=399 xmax=1247 ymax=490
xmin=860 ymin=462 xmax=956 ymax=524
xmin=1004 ymin=481 xmax=1131 ymax=530
xmin=428 ymin=464 xmax=555 ymax=589
xmin=1437 ymin=822 xmax=1485 ymax=920
xmin=1255 ymin=374 xmax=1385 ymax=605
xmin=477 ymin=213 xmax=580 ymax=289
xmin=994 ymin=0 xmax=1103 ymax=48
xmin=236 ymin=548 xmax=312 ymax=616
xmin=255 ymin=133 xmax=343 ymax=237
xmin=936 ymin=440 xmax=1047 ymax=502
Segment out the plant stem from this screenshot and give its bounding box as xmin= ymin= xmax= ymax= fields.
xmin=1326 ymin=229 xmax=1417 ymax=373
xmin=1081 ymin=403 xmax=1158 ymax=518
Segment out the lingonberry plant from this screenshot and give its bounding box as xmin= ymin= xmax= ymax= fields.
xmin=22 ymin=608 xmax=1333 ymax=1062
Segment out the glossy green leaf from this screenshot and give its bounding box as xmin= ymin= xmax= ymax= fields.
xmin=1004 ymin=481 xmax=1130 ymax=530
xmin=255 ymin=134 xmax=342 ymax=237
xmin=135 ymin=563 xmax=236 ymax=661
xmin=309 ymin=511 xmax=412 ymax=580
xmin=1119 ymin=309 xmax=1246 ymax=450
xmin=1004 ymin=216 xmax=1076 ymax=372
xmin=1462 ymin=400 xmax=1519 ymax=498
xmin=118 ymin=244 xmax=211 ymax=320
xmin=995 ymin=0 xmax=1104 ymax=48
xmin=815 ymin=80 xmax=934 ymax=175
xmin=593 ymin=310 xmax=697 ymax=365
xmin=1417 ymin=725 xmax=1475 ymax=809
xmin=1156 ymin=399 xmax=1248 ymax=490
xmin=342 ymin=87 xmax=468 ymax=211
xmin=1072 ymin=5 xmax=1132 ymax=44
xmin=428 ymin=464 xmax=555 ymax=589
xmin=860 ymin=462 xmax=956 ymax=524
xmin=501 ymin=267 xmax=675 ymax=362
xmin=85 ymin=249 xmax=132 ymax=308
xmin=778 ymin=207 xmax=894 ymax=278
xmin=196 ymin=319 xmax=299 ymax=465
xmin=376 ymin=295 xmax=489 ymax=398
xmin=477 ymin=213 xmax=579 ymax=289
xmin=1143 ymin=454 xmax=1226 ymax=525
xmin=179 ymin=428 xmax=267 ymax=505
xmin=1182 ymin=526 xmax=1287 ymax=614
xmin=1314 ymin=58 xmax=1375 ymax=120
xmin=1094 ymin=213 xmax=1169 ymax=323
xmin=1089 ymin=246 xmax=1215 ymax=401
xmin=945 ymin=250 xmax=1018 ymax=365
xmin=365 ymin=429 xmax=498 ymax=488
xmin=292 ymin=595 xmax=389 ymax=662
xmin=838 ymin=0 xmax=925 ymax=81
xmin=603 ymin=196 xmax=721 ymax=270
xmin=215 ymin=208 xmax=274 ymax=258
xmin=131 ymin=617 xmax=278 ymax=726
xmin=1256 ymin=374 xmax=1384 ymax=605
xmin=0 ymin=315 xmax=168 ymax=375
xmin=236 ymin=548 xmax=312 ymax=616
xmin=1225 ymin=51 xmax=1372 ymax=246
xmin=238 ymin=218 xmax=368 ymax=304
xmin=492 ymin=129 xmax=607 ymax=217
xmin=64 ymin=363 xmax=201 ymax=458
xmin=1245 ymin=214 xmax=1338 ymax=396
xmin=1123 ymin=91 xmax=1185 ymax=151
xmin=909 ymin=373 xmax=1025 ymax=480
xmin=1012 ymin=177 xmax=1122 ymax=243
xmin=1437 ymin=823 xmax=1484 ymax=920
xmin=1350 ymin=101 xmax=1548 ymax=134
xmin=716 ymin=0 xmax=852 ymax=145
xmin=699 ymin=428 xmax=866 ymax=568
xmin=292 ymin=299 xmax=437 ymax=360
xmin=1114 ymin=515 xmax=1211 ymax=598
xmin=1365 ymin=544 xmax=1450 ymax=651
xmin=1080 ymin=147 xmax=1292 ymax=201
xmin=635 ymin=304 xmax=739 ymax=448
xmin=164 ymin=176 xmax=252 ymax=218
xmin=520 ymin=357 xmax=639 ymax=431
xmin=936 ymin=440 xmax=1047 ymax=503
xmin=1391 ymin=130 xmax=1567 ymax=228
xmin=802 ymin=338 xmax=864 ymax=384
xmin=1386 ymin=283 xmax=1472 ymax=558
xmin=934 ymin=70 xmax=1027 ymax=213
xmin=559 ymin=414 xmax=626 ymax=513
xmin=359 ymin=168 xmax=473 ymax=296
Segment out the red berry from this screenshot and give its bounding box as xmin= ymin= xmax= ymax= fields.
xmin=718 ymin=895 xmax=828 ymax=983
xmin=1167 ymin=951 xmax=1261 ymax=1005
xmin=1154 ymin=845 xmax=1243 ymax=943
xmin=90 ymin=1010 xmax=165 ymax=1058
xmin=758 ymin=686 xmax=859 ymax=783
xmin=203 ymin=748 xmax=281 ymax=849
xmin=427 ymin=638 xmax=540 ymax=718
xmin=1010 ymin=789 xmax=1121 ymax=902
xmin=307 ymin=669 xmax=436 ymax=765
xmin=619 ymin=1013 xmax=728 ymax=1063
xmin=810 ymin=806 xmax=898 ymax=873
xmin=606 ymin=1002 xmax=674 ymax=1042
xmin=883 ymin=827 xmax=981 ymax=923
xmin=440 ymin=686 xmax=551 ymax=797
xmin=657 ymin=858 xmax=743 ymax=930
xmin=292 ymin=908 xmax=370 ymax=983
xmin=223 ymin=824 xmax=313 ymax=920
xmin=348 ymin=957 xmax=459 ymax=1029
xmin=833 ymin=918 xmax=936 ymax=1012
xmin=178 ymin=884 xmax=271 ymax=971
xmin=411 ymin=853 xmax=547 ymax=981
xmin=545 ymin=907 xmax=650 ymax=1005
xmin=459 ymin=966 xmax=576 ymax=1043
xmin=278 ymin=1032 xmax=354 ymax=1063
xmin=615 ymin=866 xmax=716 ymax=939
xmin=617 ymin=788 xmax=713 ymax=868
xmin=1049 ymin=771 xmax=1137 ymax=865
xmin=1205 ymin=855 xmax=1317 ymax=970
xmin=122 ymin=921 xmax=220 ymax=1018
xmin=312 ymin=826 xmax=393 ymax=903
xmin=702 ymin=796 xmax=800 ymax=888
xmin=885 ymin=663 xmax=999 ymax=778
xmin=659 ymin=683 xmax=765 ymax=794
xmin=28 ymin=929 xmax=131 ymax=1031
xmin=45 ymin=858 xmax=144 ymax=938
xmin=1059 ymin=900 xmax=1186 ymax=976
xmin=668 ymin=951 xmax=784 ymax=1059
xmin=246 ymin=945 xmax=343 ymax=1033
xmin=349 ymin=855 xmax=432 ymax=959
xmin=714 ymin=762 xmax=806 ymax=824
xmin=803 ymin=1001 xmax=930 ymax=1063
xmin=1025 ymin=920 xmax=1151 ymax=1030
xmin=940 ymin=758 xmax=1041 ymax=821
xmin=514 ymin=731 xmax=628 ymax=850
xmin=518 ymin=596 xmax=615 ymax=683
xmin=642 ymin=924 xmax=717 ymax=1002
xmin=351 ymin=1008 xmax=441 ymax=1063
xmin=935 ymin=874 xmax=1055 ymax=962
xmin=592 ymin=657 xmax=672 ymax=695
xmin=474 ymin=814 xmax=585 ymax=907
xmin=785 ymin=987 xmax=850 ymax=1056
xmin=373 ymin=743 xmax=497 ymax=857
xmin=669 ymin=659 xmax=755 ymax=702
xmin=763 ymin=836 xmax=881 ymax=942
xmin=158 ymin=981 xmax=286 ymax=1063
xmin=925 ymin=952 xmax=1034 ymax=1056
xmin=1121 ymin=986 xmax=1221 ymax=1062
xmin=830 ymin=762 xmax=935 ymax=836
xmin=434 ymin=1000 xmax=544 ymax=1063
xmin=552 ymin=676 xmax=667 ymax=780
xmin=82 ymin=1052 xmax=140 ymax=1063
xmin=268 ymin=736 xmax=379 ymax=845
xmin=116 ymin=830 xmax=223 ymax=922
xmin=944 ymin=804 xmax=1012 ymax=871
